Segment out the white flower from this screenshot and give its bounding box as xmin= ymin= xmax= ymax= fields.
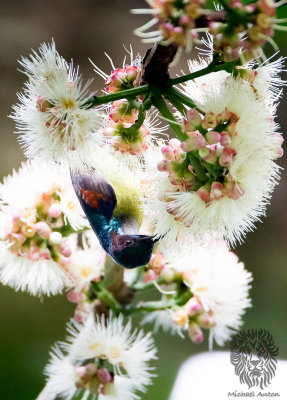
xmin=141 ymin=309 xmax=185 ymax=338
xmin=144 ymin=61 xmax=283 ymax=246
xmin=67 ymin=314 xmax=157 ymax=388
xmin=0 ymin=242 xmax=72 ymax=296
xmin=168 ymin=240 xmax=252 ymax=347
xmin=0 ymin=160 xmax=88 ymax=296
xmin=43 ymin=346 xmax=141 ymax=400
xmin=67 ymin=239 xmax=106 ymax=292
xmin=11 ymin=41 xmax=105 ymax=168
xmin=41 ymin=314 xmax=157 ymax=400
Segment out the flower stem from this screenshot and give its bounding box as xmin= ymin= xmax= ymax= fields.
xmin=166 ymin=86 xmax=204 ymax=115
xmin=168 ymin=58 xmax=241 ymax=86
xmin=81 ymin=84 xmax=150 ymax=108
xmin=151 ymin=88 xmax=187 ymax=141
xmin=188 ymin=152 xmax=208 ymax=184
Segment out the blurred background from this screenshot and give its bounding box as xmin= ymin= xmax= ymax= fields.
xmin=0 ymin=1 xmax=286 ymax=399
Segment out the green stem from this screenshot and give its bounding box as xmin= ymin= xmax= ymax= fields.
xmin=91 ymin=282 xmax=121 ymax=315
xmin=123 ymin=299 xmax=175 ymax=315
xmin=168 ymin=59 xmax=240 ymax=86
xmin=188 ymin=152 xmax=208 ymax=184
xmin=81 ymin=84 xmax=150 ymax=108
xmin=151 ymin=89 xmax=187 ymax=141
xmin=166 ymin=87 xmax=204 ymax=115
xmin=164 ymin=92 xmax=187 ymax=117
xmin=122 ymin=107 xmax=145 ymax=133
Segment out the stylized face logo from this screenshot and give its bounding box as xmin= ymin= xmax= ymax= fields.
xmin=230 ymin=329 xmax=278 ymax=390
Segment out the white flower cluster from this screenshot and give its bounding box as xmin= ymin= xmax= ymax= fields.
xmin=11 ymin=41 xmax=105 ymax=168
xmin=143 ymin=57 xmax=284 ymax=246
xmin=0 ymin=159 xmax=95 ymax=296
xmin=140 ymin=240 xmax=252 ymax=348
xmin=39 ymin=314 xmax=157 ymax=400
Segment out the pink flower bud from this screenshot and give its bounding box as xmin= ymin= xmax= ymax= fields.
xmin=198 ymin=147 xmax=217 ymax=164
xmin=60 ymin=243 xmax=72 ymax=257
xmin=197 ymin=313 xmax=216 ymax=329
xmin=182 ymin=131 xmax=206 ymax=152
xmin=125 ymin=66 xmax=138 ymax=82
xmin=188 ymin=323 xmax=204 ymax=344
xmin=220 ymin=131 xmax=231 ymax=146
xmin=258 ymin=0 xmax=276 ymax=16
xmin=173 ymin=309 xmax=188 ymax=326
xmin=219 ymin=147 xmax=236 ymax=167
xmin=48 ymin=203 xmax=62 ymax=218
xmin=208 ymin=22 xmax=224 ymax=35
xmin=161 ymin=146 xmax=175 ymax=161
xmin=149 ymin=253 xmax=165 ymax=274
xmin=196 ymin=186 xmax=210 ymax=203
xmin=97 ymin=368 xmax=113 ymax=384
xmin=206 ymin=131 xmax=221 ymax=144
xmin=144 ymin=269 xmax=157 ymax=283
xmin=157 ymin=160 xmax=172 ymax=172
xmin=210 ymin=182 xmax=224 ymax=200
xmin=185 ymin=109 xmax=202 ymax=130
xmin=224 ymin=181 xmax=245 ymax=200
xmin=184 ymin=297 xmax=202 ymax=316
xmin=67 ymin=290 xmax=84 ymax=303
xmin=35 ymin=222 xmax=52 ymax=239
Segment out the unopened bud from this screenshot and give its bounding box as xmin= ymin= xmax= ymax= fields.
xmin=48 ymin=203 xmax=62 ymax=218
xmin=49 ymin=231 xmax=62 ymax=245
xmin=206 ymin=131 xmax=221 ymax=144
xmin=210 ymin=182 xmax=223 ymax=200
xmin=184 ymin=297 xmax=202 ymax=316
xmin=196 ymin=186 xmax=210 ymax=203
xmin=98 ymin=368 xmax=113 ymax=384
xmin=188 ymin=323 xmax=204 ymax=344
xmin=35 ymin=221 xmax=52 ymax=239
xmin=197 ymin=313 xmax=216 ymax=329
xmin=198 ymin=147 xmax=217 ymax=164
xmin=173 ymin=309 xmax=188 ymax=326
xmin=219 ymin=147 xmax=236 ymax=167
xmin=220 ymin=131 xmax=231 ymax=147
xmin=160 ymin=267 xmax=176 ymax=283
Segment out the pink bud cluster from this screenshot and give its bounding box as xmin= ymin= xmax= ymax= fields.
xmin=209 ymin=0 xmax=277 ymax=62
xmin=102 ymin=119 xmax=150 ymax=155
xmin=157 ymin=138 xmax=195 ymax=191
xmin=143 ymin=252 xmax=166 ymax=282
xmin=149 ymin=0 xmax=207 ymax=48
xmin=172 ymin=294 xmax=215 ymax=344
xmin=5 ymin=187 xmax=73 ymax=269
xmin=74 ymin=363 xmax=114 ymax=395
xmin=180 ymin=108 xmax=248 ymax=204
xmin=105 ymin=66 xmax=139 ymax=93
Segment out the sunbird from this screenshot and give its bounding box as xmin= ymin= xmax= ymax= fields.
xmin=71 ymin=168 xmax=158 ymax=268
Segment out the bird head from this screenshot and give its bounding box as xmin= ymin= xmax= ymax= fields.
xmin=110 ymin=233 xmax=159 ymax=269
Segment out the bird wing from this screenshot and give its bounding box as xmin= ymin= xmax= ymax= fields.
xmin=71 ymin=169 xmax=117 ymax=221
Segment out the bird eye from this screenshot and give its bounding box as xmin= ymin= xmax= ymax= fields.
xmin=124 ymin=239 xmax=134 ymax=248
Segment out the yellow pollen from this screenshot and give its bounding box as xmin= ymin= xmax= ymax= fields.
xmin=109 ymin=346 xmax=121 ymax=359
xmin=196 ymin=287 xmax=207 ymax=292
xmin=61 ymin=97 xmax=76 ymax=109
xmin=67 ymin=201 xmax=77 ymax=211
xmin=90 ymin=342 xmax=100 ymax=352
xmin=81 ymin=266 xmax=92 ymax=278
